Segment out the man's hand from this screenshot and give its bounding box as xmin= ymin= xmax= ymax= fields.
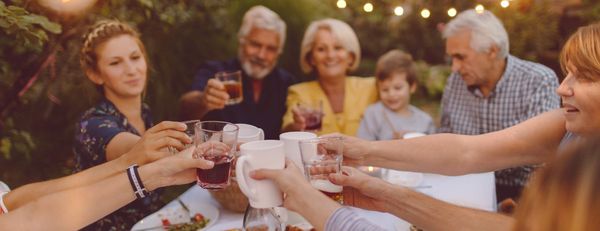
xmin=201 ymin=79 xmax=229 ymax=111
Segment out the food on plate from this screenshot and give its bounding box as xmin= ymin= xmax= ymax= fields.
xmin=161 ymin=212 xmax=210 ymax=231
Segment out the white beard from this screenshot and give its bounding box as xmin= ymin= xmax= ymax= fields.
xmin=241 ymin=59 xmax=275 ymax=80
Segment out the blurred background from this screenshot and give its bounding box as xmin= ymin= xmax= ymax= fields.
xmin=0 ymin=0 xmax=597 ymax=192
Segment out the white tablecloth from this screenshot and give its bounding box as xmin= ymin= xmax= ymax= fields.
xmin=153 ymin=171 xmax=496 ymax=231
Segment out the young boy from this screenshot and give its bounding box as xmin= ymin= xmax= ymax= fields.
xmin=357 ymin=50 xmax=435 ymax=140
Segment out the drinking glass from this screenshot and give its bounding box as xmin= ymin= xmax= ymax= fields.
xmin=168 ymin=120 xmax=200 ymax=154
xmin=215 ymin=71 xmax=243 ymax=105
xmin=243 ymin=206 xmax=285 ymax=231
xmin=194 ymin=121 xmax=239 ymax=190
xmin=182 ymin=120 xmax=200 ymax=148
xmin=298 ymin=137 xmax=344 ymax=204
xmin=297 ymin=100 xmax=324 ymax=132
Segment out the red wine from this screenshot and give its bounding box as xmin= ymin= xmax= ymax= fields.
xmin=304 ymin=112 xmax=322 ymax=131
xmin=197 ymin=155 xmax=232 ymax=189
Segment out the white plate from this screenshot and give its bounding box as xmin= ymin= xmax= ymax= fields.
xmin=131 ymin=200 xmax=219 ymax=231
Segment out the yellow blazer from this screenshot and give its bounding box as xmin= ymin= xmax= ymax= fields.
xmin=282 ymin=77 xmax=378 ymax=136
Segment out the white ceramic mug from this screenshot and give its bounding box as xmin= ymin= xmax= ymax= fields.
xmin=236 ymin=123 xmax=264 ymax=143
xmin=236 ymin=140 xmax=285 ymax=208
xmin=279 ymin=132 xmax=317 ymax=175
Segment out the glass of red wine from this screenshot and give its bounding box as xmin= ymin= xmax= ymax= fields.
xmin=194 ymin=121 xmax=239 ymax=190
xmin=298 ymin=100 xmax=324 ymax=132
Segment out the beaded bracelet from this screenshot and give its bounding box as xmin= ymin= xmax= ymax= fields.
xmin=126 ymin=164 xmax=150 ymax=199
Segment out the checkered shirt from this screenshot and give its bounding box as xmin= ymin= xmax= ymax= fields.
xmin=439 ymin=55 xmax=560 ymax=187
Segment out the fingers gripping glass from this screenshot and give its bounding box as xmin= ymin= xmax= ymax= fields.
xmin=194 ymin=121 xmax=239 ymax=190
xmin=297 ymin=100 xmax=324 ymax=132
xmin=298 ymin=137 xmax=344 ymax=204
xmin=215 ymin=71 xmax=243 ymax=105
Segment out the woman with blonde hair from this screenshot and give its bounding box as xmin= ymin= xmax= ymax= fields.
xmin=74 ymin=19 xmax=171 ymax=230
xmin=282 ymin=18 xmax=377 ymax=135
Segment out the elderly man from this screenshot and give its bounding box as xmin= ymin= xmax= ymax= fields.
xmin=438 ymin=9 xmax=560 ymax=203
xmin=180 ymin=5 xmax=295 ymax=139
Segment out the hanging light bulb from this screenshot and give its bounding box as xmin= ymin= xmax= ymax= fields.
xmin=336 ymin=0 xmax=347 ymax=9
xmin=421 ymin=8 xmax=431 ymax=18
xmin=447 ymin=7 xmax=457 ymax=17
xmin=500 ymin=0 xmax=510 ymax=8
xmin=39 ymin=0 xmax=97 ymax=14
xmin=475 ymin=4 xmax=485 ymax=13
xmin=394 ymin=6 xmax=404 ymax=16
xmin=364 ymin=2 xmax=373 ymax=12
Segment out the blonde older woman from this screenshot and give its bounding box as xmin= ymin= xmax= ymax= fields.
xmin=282 ymin=18 xmax=377 ymax=135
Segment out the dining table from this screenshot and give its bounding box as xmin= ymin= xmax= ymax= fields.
xmin=139 ymin=170 xmax=496 ymax=231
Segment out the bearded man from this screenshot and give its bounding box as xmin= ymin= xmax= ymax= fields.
xmin=180 ymin=5 xmax=295 ymax=139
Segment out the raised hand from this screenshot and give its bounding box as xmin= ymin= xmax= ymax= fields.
xmin=201 ymin=78 xmax=229 ymax=111
xmin=140 ymin=153 xmax=215 ymax=191
xmin=124 ymin=121 xmax=191 ymax=165
xmin=320 ymin=133 xmax=372 ymax=164
xmin=250 ymin=160 xmax=318 ymax=212
xmin=290 ymin=105 xmax=306 ymax=131
xmin=329 ymin=166 xmax=390 ymax=212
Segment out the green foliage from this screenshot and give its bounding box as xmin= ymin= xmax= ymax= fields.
xmin=0 ymin=2 xmax=61 ymax=47
xmin=2 ymin=0 xmax=598 ymax=190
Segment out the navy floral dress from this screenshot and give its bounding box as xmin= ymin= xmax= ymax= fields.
xmin=74 ymin=98 xmax=164 ymax=231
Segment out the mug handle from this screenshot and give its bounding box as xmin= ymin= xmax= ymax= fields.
xmin=258 ymin=128 xmax=264 ymax=141
xmin=235 ymin=155 xmax=256 ymax=201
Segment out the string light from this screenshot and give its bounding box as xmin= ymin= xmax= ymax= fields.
xmin=336 ymin=0 xmax=347 ymax=9
xmin=394 ymin=6 xmax=404 ymax=16
xmin=500 ymin=0 xmax=510 ymax=8
xmin=421 ymin=8 xmax=431 ymax=18
xmin=475 ymin=4 xmax=485 ymax=13
xmin=39 ymin=0 xmax=97 ymax=14
xmin=447 ymin=7 xmax=457 ymax=17
xmin=363 ymin=2 xmax=373 ymax=12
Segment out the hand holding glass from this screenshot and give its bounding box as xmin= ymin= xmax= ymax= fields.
xmin=297 ymin=101 xmax=323 ymax=132
xmin=299 ymin=137 xmax=344 ymax=204
xmin=194 ymin=121 xmax=239 ymax=190
xmin=215 ymin=71 xmax=243 ymax=105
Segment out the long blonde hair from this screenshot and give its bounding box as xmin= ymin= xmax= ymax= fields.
xmin=513 ymin=135 xmax=600 ymax=231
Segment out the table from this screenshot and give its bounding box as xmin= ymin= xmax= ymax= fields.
xmin=151 ymin=171 xmax=496 ymax=231
xmin=178 ymin=186 xmax=244 ymax=231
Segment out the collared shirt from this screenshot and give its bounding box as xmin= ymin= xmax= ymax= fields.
xmin=74 ymin=98 xmax=164 ymax=230
xmin=439 ymin=55 xmax=560 ymax=187
xmin=282 ymin=77 xmax=378 ymax=136
xmin=192 ymin=58 xmax=296 ymax=139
